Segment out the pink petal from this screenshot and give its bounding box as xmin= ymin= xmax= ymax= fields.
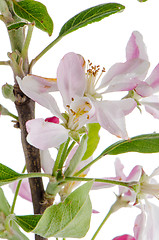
xmin=57 ymin=52 xmax=86 ymax=106
xmin=94 ymin=101 xmax=128 ymax=139
xmin=92 ymin=176 xmax=120 ymax=190
xmin=40 ymin=150 xmax=54 ymax=175
xmin=126 ymin=165 xmax=142 ymax=182
xmin=113 ymin=234 xmax=135 ymax=240
xmin=17 ymin=74 xmax=58 ymax=94
xmin=145 ymin=64 xmax=159 ymax=93
xmin=135 ymin=81 xmax=153 ymax=97
xmin=115 ymin=158 xmax=126 ymax=180
xmin=17 ymin=76 xmax=62 ymax=119
xmin=126 ymin=31 xmax=148 ymax=61
xmin=99 ymin=59 xmax=149 ymax=91
xmin=134 ymin=210 xmax=146 ymax=239
xmin=141 ymin=95 xmax=159 ymax=119
xmin=26 ymin=118 xmax=69 ymax=150
xmin=94 ymin=99 xmax=136 ymax=139
xmin=92 ymin=209 xmax=100 ymax=214
xmin=9 ymin=179 xmax=32 ymax=202
xmin=115 ymin=159 xmax=138 ymax=202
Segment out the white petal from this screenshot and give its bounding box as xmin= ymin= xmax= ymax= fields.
xmin=99 ymin=59 xmax=150 ymax=91
xmin=57 ymin=52 xmax=86 ymax=106
xmin=141 ymin=95 xmax=159 ymax=119
xmin=94 ymin=99 xmax=136 ymax=139
xmin=17 ymin=75 xmax=62 ymax=119
xmin=26 ymin=118 xmax=69 ymax=150
xmin=40 ymin=150 xmax=54 ymax=175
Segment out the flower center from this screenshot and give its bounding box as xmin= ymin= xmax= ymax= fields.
xmin=140 ymin=182 xmax=159 ymax=199
xmin=66 ymin=98 xmax=92 ymax=130
xmin=85 ymin=60 xmax=105 ymax=98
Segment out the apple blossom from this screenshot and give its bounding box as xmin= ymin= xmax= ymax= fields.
xmin=115 ymin=31 xmax=159 ymax=119
xmin=96 ymin=159 xmax=159 ymax=240
xmin=17 ymin=73 xmax=96 ymax=150
xmin=17 ymin=34 xmax=143 ymax=141
xmin=57 ymin=52 xmax=137 ymax=139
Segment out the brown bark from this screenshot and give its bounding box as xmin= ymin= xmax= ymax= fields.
xmin=14 ymin=84 xmax=47 ymax=240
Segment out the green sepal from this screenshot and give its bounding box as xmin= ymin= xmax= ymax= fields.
xmin=82 ymin=123 xmax=100 ymax=160
xmin=65 ymin=134 xmax=88 ymax=177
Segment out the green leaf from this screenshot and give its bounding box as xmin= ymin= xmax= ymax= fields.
xmin=13 ymin=0 xmax=53 ymax=36
xmin=100 ymin=133 xmax=159 ymax=156
xmin=9 ymin=222 xmax=30 ymax=240
xmin=64 ymin=134 xmax=88 ymax=177
xmin=0 ymin=187 xmax=10 ymax=216
xmin=0 ymin=163 xmax=21 ymax=186
xmin=14 ymin=215 xmax=41 ymax=232
xmin=59 ymin=3 xmax=125 ymax=37
xmin=14 ymin=181 xmax=93 ymax=238
xmin=7 ymin=22 xmax=28 ymax=31
xmin=82 ymin=123 xmax=100 ymax=160
xmin=138 ymin=0 xmax=148 ymax=2
xmin=0 ymin=188 xmax=29 ymax=240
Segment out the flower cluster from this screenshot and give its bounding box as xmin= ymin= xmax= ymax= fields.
xmin=16 ymin=31 xmax=159 ymax=239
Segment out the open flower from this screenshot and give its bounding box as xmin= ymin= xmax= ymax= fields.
xmin=99 ymin=159 xmax=159 ymax=240
xmin=117 ymin=31 xmax=159 ymax=119
xmin=17 ymin=32 xmax=142 ymax=141
xmin=57 ymin=52 xmax=137 ymax=139
xmin=17 ymin=72 xmax=95 ymax=150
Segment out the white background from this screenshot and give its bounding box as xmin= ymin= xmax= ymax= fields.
xmin=1 ymin=0 xmax=159 ymax=239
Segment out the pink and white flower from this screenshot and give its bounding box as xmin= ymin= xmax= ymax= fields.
xmin=109 ymin=31 xmax=159 ymax=119
xmin=17 ymin=74 xmax=95 ymax=150
xmin=17 ymin=34 xmax=142 ymax=143
xmin=57 ymin=52 xmax=137 ymax=139
xmin=99 ymin=159 xmax=159 ymax=240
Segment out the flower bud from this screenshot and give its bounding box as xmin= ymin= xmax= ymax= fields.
xmin=2 ymin=83 xmax=15 ymax=102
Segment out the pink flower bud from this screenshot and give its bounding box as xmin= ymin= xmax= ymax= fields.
xmin=45 ymin=116 xmax=59 ymax=124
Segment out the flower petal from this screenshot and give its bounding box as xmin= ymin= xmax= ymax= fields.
xmin=141 ymin=95 xmax=159 ymax=119
xmin=134 ymin=203 xmax=159 ymax=240
xmin=92 ymin=176 xmax=120 ymax=190
xmin=9 ymin=179 xmax=32 ymax=202
xmin=40 ymin=150 xmax=54 ymax=175
xmin=17 ymin=74 xmax=58 ymax=94
xmin=99 ymin=59 xmax=150 ymax=91
xmin=94 ymin=99 xmax=136 ymax=139
xmin=145 ymin=64 xmax=159 ymax=93
xmin=126 ymin=31 xmax=148 ymax=61
xmin=135 ymin=81 xmax=153 ymax=97
xmin=26 ymin=118 xmax=69 ymax=150
xmin=57 ymin=52 xmax=86 ymax=106
xmin=126 ymin=165 xmax=142 ymax=182
xmin=17 ymin=75 xmax=62 ymax=119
